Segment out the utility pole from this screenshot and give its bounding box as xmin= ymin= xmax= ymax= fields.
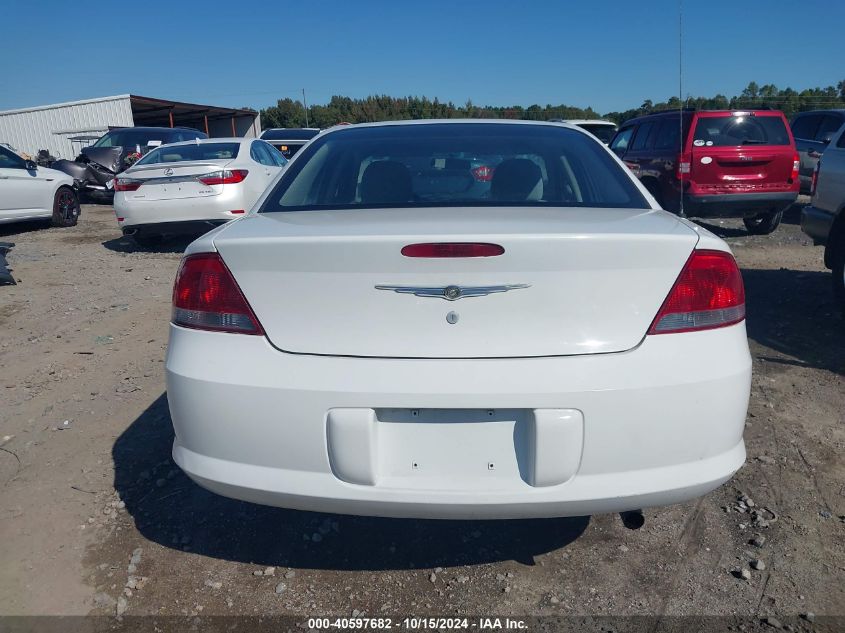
xmin=302 ymin=88 xmax=309 ymax=128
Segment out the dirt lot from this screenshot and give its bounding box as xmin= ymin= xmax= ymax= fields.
xmin=0 ymin=202 xmax=842 ymax=628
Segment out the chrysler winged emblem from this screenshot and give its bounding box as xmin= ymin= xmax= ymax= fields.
xmin=375 ymin=284 xmax=530 ymax=301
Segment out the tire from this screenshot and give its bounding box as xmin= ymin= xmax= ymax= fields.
xmin=51 ymin=186 xmax=80 ymax=227
xmin=743 ymin=210 xmax=783 ymax=235
xmin=132 ymin=233 xmax=163 ymax=249
xmin=831 ymin=234 xmax=845 ymax=315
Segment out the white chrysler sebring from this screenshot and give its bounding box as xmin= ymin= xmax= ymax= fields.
xmin=166 ymin=120 xmax=751 ymax=519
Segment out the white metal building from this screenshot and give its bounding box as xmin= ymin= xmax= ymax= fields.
xmin=0 ymin=94 xmax=261 ymax=159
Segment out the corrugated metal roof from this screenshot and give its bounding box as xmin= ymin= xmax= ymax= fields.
xmin=0 ymin=95 xmax=134 ymax=159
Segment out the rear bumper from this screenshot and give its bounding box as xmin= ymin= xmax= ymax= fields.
xmin=114 ymin=189 xmax=249 ymax=231
xmin=122 ymin=220 xmax=229 ymax=238
xmin=166 ymin=323 xmax=751 ymax=519
xmin=800 ymin=205 xmax=835 ymax=245
xmin=682 ymin=191 xmax=798 ymax=218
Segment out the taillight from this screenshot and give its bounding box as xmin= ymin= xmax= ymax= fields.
xmin=198 ymin=169 xmax=248 ymax=186
xmin=471 ymin=165 xmax=494 ymax=182
xmin=790 ymin=153 xmax=800 ymax=182
xmin=401 ymin=243 xmax=505 ymax=258
xmin=648 ymin=250 xmax=745 ymax=335
xmin=171 ymin=253 xmax=263 ymax=335
xmin=676 ymin=153 xmax=692 ymax=181
xmin=810 ymin=161 xmax=820 ymax=196
xmin=114 ymin=178 xmax=141 ymax=191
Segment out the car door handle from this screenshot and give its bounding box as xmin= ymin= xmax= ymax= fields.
xmin=807 ymin=149 xmax=821 ymax=158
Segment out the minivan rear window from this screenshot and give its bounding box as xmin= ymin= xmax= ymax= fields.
xmin=692 ymin=115 xmax=790 ymax=147
xmin=260 ymin=123 xmax=649 ymax=212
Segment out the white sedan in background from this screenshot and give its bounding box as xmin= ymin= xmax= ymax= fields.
xmin=167 ymin=120 xmax=750 ymax=519
xmin=113 ymin=137 xmax=287 ymax=247
xmin=0 ymin=145 xmax=80 ymax=227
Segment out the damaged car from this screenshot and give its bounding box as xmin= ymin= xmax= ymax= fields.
xmin=51 ymin=127 xmax=207 ymax=201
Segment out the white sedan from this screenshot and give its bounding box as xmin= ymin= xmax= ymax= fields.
xmin=113 ymin=137 xmax=287 ymax=247
xmin=166 ymin=120 xmax=750 ymax=519
xmin=0 ymin=145 xmax=80 ymax=227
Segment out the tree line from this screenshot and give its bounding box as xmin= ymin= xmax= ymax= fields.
xmin=259 ymin=81 xmax=845 ymax=130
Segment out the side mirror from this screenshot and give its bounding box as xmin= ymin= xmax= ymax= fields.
xmin=24 ymin=160 xmax=37 ymax=171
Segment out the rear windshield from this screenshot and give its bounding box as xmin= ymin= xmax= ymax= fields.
xmin=692 ymin=115 xmax=790 ymax=147
xmin=260 ymin=123 xmax=648 ymax=212
xmin=577 ymin=124 xmax=617 ymax=144
xmin=136 ymin=142 xmax=240 ymax=164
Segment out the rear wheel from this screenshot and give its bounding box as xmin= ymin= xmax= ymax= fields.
xmin=51 ymin=186 xmax=80 ymax=227
xmin=743 ymin=210 xmax=783 ymax=235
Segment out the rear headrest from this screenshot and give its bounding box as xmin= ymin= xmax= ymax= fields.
xmin=360 ymin=160 xmax=413 ymax=204
xmin=491 ymin=158 xmax=543 ymax=201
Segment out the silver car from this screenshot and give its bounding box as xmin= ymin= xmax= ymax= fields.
xmin=790 ymin=109 xmax=845 ymax=194
xmin=113 ymin=138 xmax=287 ymax=247
xmin=801 ymin=120 xmax=845 ymax=310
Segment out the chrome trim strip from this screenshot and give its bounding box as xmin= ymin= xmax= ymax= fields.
xmin=374 ymin=284 xmax=530 ymax=301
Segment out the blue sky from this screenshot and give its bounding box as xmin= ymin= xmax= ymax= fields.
xmin=1 ymin=0 xmax=842 ymax=114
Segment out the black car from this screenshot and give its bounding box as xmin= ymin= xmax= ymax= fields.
xmin=260 ymin=128 xmax=320 ymax=159
xmin=52 ymin=127 xmax=207 ymax=201
xmin=790 ymin=109 xmax=845 ymax=194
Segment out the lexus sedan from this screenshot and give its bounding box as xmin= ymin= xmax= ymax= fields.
xmin=166 ymin=120 xmax=751 ymax=519
xmin=113 ymin=138 xmax=287 ymax=247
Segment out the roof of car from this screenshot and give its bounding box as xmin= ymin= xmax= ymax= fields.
xmin=792 ymin=109 xmax=845 ymax=116
xmin=261 ymin=128 xmax=321 ymax=140
xmin=563 ymin=119 xmax=617 ymax=126
xmin=152 ymin=137 xmax=250 ymax=148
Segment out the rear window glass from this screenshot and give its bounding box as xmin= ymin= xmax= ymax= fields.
xmin=576 ymin=124 xmax=617 ymax=144
xmin=136 ymin=142 xmax=240 ymax=164
xmin=693 ymin=115 xmax=790 ymax=147
xmin=260 ymin=123 xmax=648 ymax=212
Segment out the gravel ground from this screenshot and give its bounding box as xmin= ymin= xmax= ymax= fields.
xmin=0 ymin=201 xmax=842 ymax=629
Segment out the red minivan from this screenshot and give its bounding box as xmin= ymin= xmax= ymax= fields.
xmin=610 ymin=110 xmax=800 ymax=234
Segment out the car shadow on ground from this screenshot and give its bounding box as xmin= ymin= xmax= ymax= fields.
xmin=114 ymin=394 xmax=590 ymax=570
xmin=0 ymin=219 xmax=51 ymax=238
xmin=102 ymin=235 xmax=196 ymax=255
xmin=742 ymin=267 xmax=844 ymax=374
xmin=693 ymin=199 xmax=806 ymax=238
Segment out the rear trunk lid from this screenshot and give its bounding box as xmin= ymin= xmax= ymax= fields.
xmin=212 ymin=207 xmax=700 ymax=359
xmin=121 ymin=160 xmax=232 ymax=201
xmin=688 ymin=112 xmax=797 ymax=194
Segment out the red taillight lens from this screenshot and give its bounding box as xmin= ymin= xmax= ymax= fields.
xmin=171 ymin=253 xmax=263 ymax=335
xmin=471 ymin=165 xmax=494 ymax=182
xmin=198 ymin=169 xmax=248 ymax=186
xmin=114 ymin=178 xmax=141 ymax=191
xmin=648 ymin=250 xmax=745 ymax=335
xmin=810 ymin=161 xmax=820 ymax=196
xmin=676 ymin=153 xmax=692 ymax=181
xmin=401 ymin=243 xmax=505 ymax=258
xmin=791 ymin=153 xmax=800 ymax=182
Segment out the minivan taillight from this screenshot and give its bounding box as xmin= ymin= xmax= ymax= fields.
xmin=172 ymin=253 xmax=263 ymax=334
xmin=648 ymin=250 xmax=745 ymax=335
xmin=676 ymin=153 xmax=692 ymax=181
xmin=198 ymin=169 xmax=248 ymax=186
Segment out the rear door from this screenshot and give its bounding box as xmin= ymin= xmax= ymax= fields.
xmin=791 ymin=113 xmax=823 ymax=188
xmin=688 ymin=112 xmax=795 ymax=194
xmin=0 ymin=147 xmax=52 ymax=218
